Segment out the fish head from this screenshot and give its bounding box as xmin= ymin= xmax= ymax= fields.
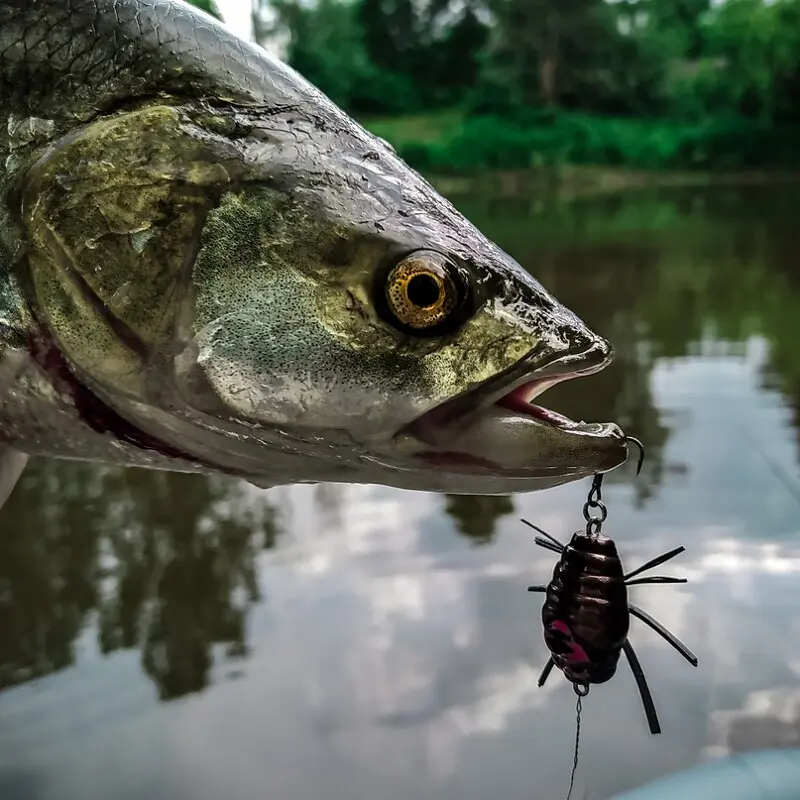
xmin=17 ymin=101 xmax=631 ymax=493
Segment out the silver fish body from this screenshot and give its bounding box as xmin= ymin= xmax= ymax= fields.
xmin=0 ymin=0 xmax=631 ymax=500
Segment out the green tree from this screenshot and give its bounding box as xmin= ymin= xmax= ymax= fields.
xmin=267 ymin=0 xmax=490 ymax=113
xmin=618 ymin=0 xmax=711 ymax=60
xmin=270 ymin=0 xmax=422 ymax=113
xmin=478 ymin=0 xmax=664 ymax=114
xmin=704 ymin=0 xmax=800 ymax=124
xmin=358 ymin=0 xmax=420 ymax=77
xmin=429 ymin=5 xmax=490 ymax=100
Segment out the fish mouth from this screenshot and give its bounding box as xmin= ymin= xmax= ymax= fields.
xmin=399 ymin=340 xmax=629 ymax=477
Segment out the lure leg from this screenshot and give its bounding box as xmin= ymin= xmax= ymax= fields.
xmin=537 ymin=657 xmax=555 ymax=687
xmin=628 ymin=603 xmax=698 ymax=667
xmin=527 ymin=585 xmax=547 ymax=593
xmin=624 ymin=546 xmax=685 ymax=581
xmin=533 ymin=538 xmax=563 ymax=555
xmin=625 ymin=576 xmax=687 ymax=586
xmin=521 ymin=519 xmax=565 ymax=551
xmin=622 ymin=640 xmax=661 ymax=735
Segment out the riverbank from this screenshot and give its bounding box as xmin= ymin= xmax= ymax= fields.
xmin=361 ymin=110 xmax=800 ymax=200
xmin=426 ymin=164 xmax=800 ymax=203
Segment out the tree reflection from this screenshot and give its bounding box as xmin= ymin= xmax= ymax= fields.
xmin=0 ymin=460 xmax=104 ymax=689
xmin=313 ymin=483 xmax=346 ymax=533
xmin=454 ymin=184 xmax=800 ymax=506
xmin=536 ymin=241 xmax=672 ymax=506
xmin=443 ymin=494 xmax=515 ymax=546
xmin=453 ymin=195 xmax=676 ymax=506
xmin=0 ymin=461 xmax=280 ymax=700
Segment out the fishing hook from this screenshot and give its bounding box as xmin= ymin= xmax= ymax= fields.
xmin=625 ymin=436 xmax=645 ymax=476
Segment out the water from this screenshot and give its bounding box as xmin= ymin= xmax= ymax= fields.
xmin=2 ymin=184 xmax=800 ymax=799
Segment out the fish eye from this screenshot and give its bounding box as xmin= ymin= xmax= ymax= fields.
xmin=379 ymin=251 xmax=466 ymax=335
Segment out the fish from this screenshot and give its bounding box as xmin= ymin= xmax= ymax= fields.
xmin=0 ymin=0 xmax=632 ymax=505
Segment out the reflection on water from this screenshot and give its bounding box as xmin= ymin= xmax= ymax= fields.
xmin=443 ymin=495 xmax=514 ymax=547
xmin=0 ymin=468 xmax=278 ymax=699
xmin=2 ymin=185 xmax=800 ymax=799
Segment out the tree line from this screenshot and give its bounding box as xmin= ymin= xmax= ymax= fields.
xmin=257 ymin=0 xmax=799 ymax=126
xmin=196 ymin=0 xmax=800 ymax=173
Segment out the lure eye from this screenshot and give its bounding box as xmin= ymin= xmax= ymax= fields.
xmin=381 ymin=251 xmax=466 ymax=334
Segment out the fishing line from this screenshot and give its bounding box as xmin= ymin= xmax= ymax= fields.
xmin=565 ymin=686 xmax=586 ymax=800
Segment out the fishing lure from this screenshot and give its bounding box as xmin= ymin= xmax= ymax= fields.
xmin=523 ymin=441 xmax=698 ymax=797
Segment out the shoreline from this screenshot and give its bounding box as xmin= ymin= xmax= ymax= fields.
xmin=426 ymin=165 xmax=800 ymax=201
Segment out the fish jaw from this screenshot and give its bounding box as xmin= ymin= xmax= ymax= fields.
xmin=369 ymin=336 xmax=631 ymax=494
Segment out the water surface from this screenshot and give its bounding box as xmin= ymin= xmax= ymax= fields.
xmin=2 ymin=184 xmax=800 ymax=799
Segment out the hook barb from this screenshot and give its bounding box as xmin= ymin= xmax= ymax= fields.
xmin=625 ymin=436 xmax=645 ymax=476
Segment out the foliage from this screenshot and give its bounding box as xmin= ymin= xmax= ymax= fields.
xmin=268 ymin=0 xmax=414 ymax=113
xmin=371 ymin=110 xmax=800 ymax=173
xmin=238 ymin=0 xmax=800 ymax=171
xmin=700 ymin=0 xmax=800 ymax=124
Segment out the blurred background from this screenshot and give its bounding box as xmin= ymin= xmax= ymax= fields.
xmin=2 ymin=2 xmax=800 ymax=799
xmin=211 ymin=0 xmax=800 ymax=178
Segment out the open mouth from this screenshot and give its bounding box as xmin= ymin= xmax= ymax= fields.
xmin=404 ymin=342 xmax=611 ymax=446
xmin=399 ymin=341 xmax=627 ymax=475
xmin=494 ymin=376 xmax=580 ymax=428
xmin=407 ymin=372 xmax=583 ymax=450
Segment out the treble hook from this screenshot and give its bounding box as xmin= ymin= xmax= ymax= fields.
xmin=625 ymin=436 xmax=645 ymax=476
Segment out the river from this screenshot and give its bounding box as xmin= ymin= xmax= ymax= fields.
xmin=1 ymin=184 xmax=799 ymax=799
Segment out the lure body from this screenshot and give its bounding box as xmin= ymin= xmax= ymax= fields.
xmin=542 ymin=531 xmax=629 ymax=686
xmin=526 ymin=520 xmax=698 ymax=735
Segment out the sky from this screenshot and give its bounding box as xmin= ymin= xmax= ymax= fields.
xmin=215 ymin=0 xmax=255 ymax=42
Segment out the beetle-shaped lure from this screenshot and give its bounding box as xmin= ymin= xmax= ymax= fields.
xmin=525 ymin=445 xmax=698 ymax=735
